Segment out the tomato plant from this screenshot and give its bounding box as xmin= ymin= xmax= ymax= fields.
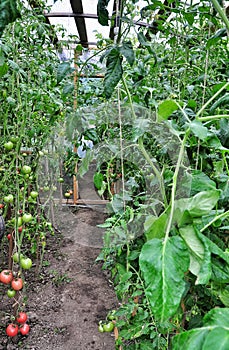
xmin=1 ymin=0 xmax=229 ymax=348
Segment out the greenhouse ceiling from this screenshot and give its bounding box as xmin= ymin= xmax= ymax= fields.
xmin=45 ymin=0 xmax=149 ymax=49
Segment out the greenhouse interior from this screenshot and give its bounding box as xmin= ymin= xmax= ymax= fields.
xmin=0 ymin=0 xmax=229 ymax=349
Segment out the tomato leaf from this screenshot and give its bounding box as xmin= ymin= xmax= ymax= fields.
xmin=180 ymin=225 xmax=211 ymax=284
xmin=57 ymin=61 xmax=74 ymax=84
xmin=78 ymin=149 xmax=93 ymax=177
xmin=174 ymin=190 xmax=221 ymax=218
xmin=132 ymin=118 xmax=150 ymax=141
xmin=171 ymin=308 xmax=229 ymax=350
xmin=157 ymin=100 xmax=179 ymax=121
xmin=0 ymin=62 xmax=8 ymax=78
xmin=119 ymin=41 xmax=135 ymax=66
xmin=144 ymin=212 xmax=168 ymax=240
xmin=97 ymin=0 xmax=110 ymax=26
xmin=104 ymin=48 xmax=123 ymax=99
xmin=63 ymin=83 xmax=74 ymax=95
xmin=139 ymin=236 xmax=190 ymax=322
xmin=189 ymin=120 xmax=208 ymax=141
xmin=93 ymin=172 xmax=104 ymax=190
xmin=190 ymin=170 xmax=216 ymax=195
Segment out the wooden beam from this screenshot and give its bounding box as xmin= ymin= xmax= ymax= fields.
xmin=70 ymin=0 xmax=88 ymax=47
xmin=45 ymin=13 xmax=154 ymax=29
xmin=46 ymin=12 xmax=98 ymax=19
xmin=41 ymin=198 xmax=109 ymax=205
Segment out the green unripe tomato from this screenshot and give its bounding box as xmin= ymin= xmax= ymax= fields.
xmin=30 ymin=191 xmax=38 ymax=199
xmin=107 ymin=310 xmax=117 ymax=321
xmin=13 ymin=252 xmax=23 ymax=263
xmin=103 ymin=322 xmax=114 ymax=332
xmin=17 ymin=217 xmax=23 ymax=227
xmin=7 ymin=289 xmax=16 ymax=298
xmin=10 ymin=136 xmax=19 ymax=144
xmin=22 ymin=213 xmax=33 ymax=223
xmin=4 ymin=141 xmax=14 ymax=151
xmin=20 ymin=257 xmax=32 ymax=270
xmin=21 ymin=165 xmax=32 ymax=175
xmin=4 ymin=194 xmax=14 ymax=203
xmin=98 ymin=324 xmax=104 ymax=333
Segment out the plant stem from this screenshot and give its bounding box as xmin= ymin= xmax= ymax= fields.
xmin=196 ymin=82 xmax=229 ymax=118
xmin=200 ymin=209 xmax=229 ymax=232
xmin=165 ymin=129 xmax=190 ymax=239
xmin=210 ymin=0 xmax=229 ymax=32
xmin=197 ymin=115 xmax=229 ymax=122
xmin=138 ymin=137 xmax=168 ymax=207
xmin=122 ymin=75 xmax=168 ymax=207
xmin=121 ymin=76 xmax=136 ymax=120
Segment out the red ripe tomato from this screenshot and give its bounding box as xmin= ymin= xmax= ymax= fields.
xmin=16 ymin=312 xmax=28 ymax=324
xmin=11 ymin=278 xmax=23 ymax=291
xmin=20 ymin=323 xmax=30 ymax=335
xmin=18 ymin=226 xmax=23 ymax=233
xmin=0 ymin=203 xmax=4 ymax=209
xmin=6 ymin=324 xmax=18 ymax=337
xmin=0 ymin=270 xmax=13 ymax=284
xmin=7 ymin=233 xmax=12 ymax=240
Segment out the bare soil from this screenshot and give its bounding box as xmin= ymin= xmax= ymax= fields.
xmin=0 ymin=207 xmax=118 ymax=350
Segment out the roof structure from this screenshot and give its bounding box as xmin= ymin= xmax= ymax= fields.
xmin=45 ymin=0 xmax=122 ymax=48
xmin=44 ymin=0 xmax=151 ymax=51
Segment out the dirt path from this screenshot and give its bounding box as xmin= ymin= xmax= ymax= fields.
xmin=0 ymin=171 xmax=118 ymax=350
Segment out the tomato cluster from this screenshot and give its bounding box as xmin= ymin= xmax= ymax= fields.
xmin=6 ymin=312 xmax=30 ymax=337
xmin=0 ymin=269 xmax=24 ymax=290
xmin=98 ymin=310 xmax=117 ymax=333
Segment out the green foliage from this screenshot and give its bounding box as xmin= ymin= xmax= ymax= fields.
xmin=139 ymin=236 xmax=190 ymax=322
xmin=157 ymin=100 xmax=179 ymax=121
xmin=172 ymin=308 xmax=229 ymax=349
xmin=57 ymin=61 xmax=74 ymax=84
xmin=97 ymin=0 xmax=110 ymax=26
xmin=0 ymin=2 xmax=70 ymax=265
xmin=88 ymin=0 xmax=229 ymax=348
xmin=104 ymin=48 xmax=123 ymax=99
xmin=0 ymin=0 xmax=20 ymax=36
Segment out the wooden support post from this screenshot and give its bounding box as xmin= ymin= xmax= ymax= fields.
xmin=73 ymin=146 xmax=78 ymax=204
